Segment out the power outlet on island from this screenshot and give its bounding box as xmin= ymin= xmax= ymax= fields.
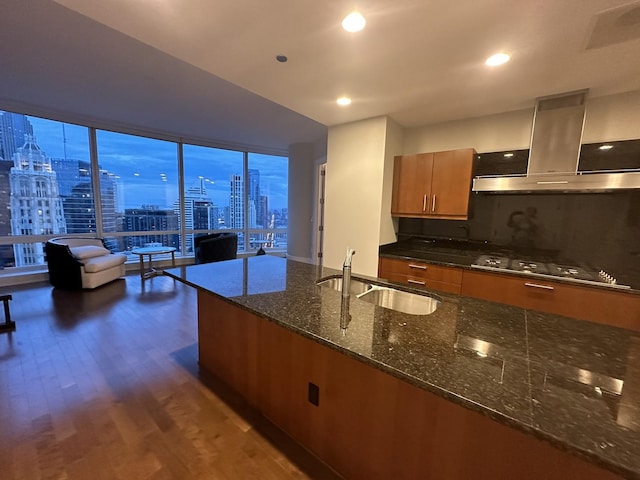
xmin=308 ymin=382 xmax=320 ymax=406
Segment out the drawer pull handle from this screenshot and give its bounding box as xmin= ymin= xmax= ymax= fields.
xmin=408 ymin=264 xmax=427 ymax=270
xmin=408 ymin=279 xmax=426 ymax=285
xmin=524 ymin=282 xmax=555 ymax=291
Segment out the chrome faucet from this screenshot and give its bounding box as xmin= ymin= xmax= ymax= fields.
xmin=342 ymin=248 xmax=356 ymax=299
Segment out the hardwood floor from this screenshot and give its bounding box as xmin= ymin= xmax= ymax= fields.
xmin=0 ymin=275 xmax=342 ymax=480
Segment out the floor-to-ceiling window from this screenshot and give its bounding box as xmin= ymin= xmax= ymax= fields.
xmin=247 ymin=152 xmax=288 ymax=252
xmin=182 ymin=144 xmax=244 ymax=253
xmin=0 ymin=108 xmax=288 ymax=273
xmin=96 ymin=130 xmax=180 ymax=254
xmin=0 ymin=111 xmax=91 ymax=268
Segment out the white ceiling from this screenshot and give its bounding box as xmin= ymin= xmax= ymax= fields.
xmin=2 ymin=0 xmax=640 ymax=153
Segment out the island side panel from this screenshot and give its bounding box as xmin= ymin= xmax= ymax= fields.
xmin=196 ymin=291 xmax=623 ymax=480
xmin=197 ymin=291 xmax=259 ymax=406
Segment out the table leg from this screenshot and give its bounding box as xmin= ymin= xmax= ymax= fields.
xmin=0 ymin=294 xmax=15 ymax=333
xmin=139 ymin=254 xmax=144 ymax=280
xmin=171 ymin=251 xmax=175 ymax=267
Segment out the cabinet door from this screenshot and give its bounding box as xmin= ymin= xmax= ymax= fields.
xmin=391 ymin=153 xmax=433 ymax=215
xmin=430 ymin=149 xmax=475 ymax=218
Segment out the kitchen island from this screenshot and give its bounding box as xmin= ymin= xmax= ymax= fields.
xmin=164 ymin=256 xmax=640 ymax=479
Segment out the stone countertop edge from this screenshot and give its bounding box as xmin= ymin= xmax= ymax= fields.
xmin=163 ymin=258 xmax=640 ymax=480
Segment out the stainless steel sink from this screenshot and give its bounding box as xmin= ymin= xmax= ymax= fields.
xmin=317 ymin=277 xmax=440 ymax=315
xmin=356 ymin=286 xmax=440 ymax=315
xmin=316 ymin=277 xmax=373 ymax=295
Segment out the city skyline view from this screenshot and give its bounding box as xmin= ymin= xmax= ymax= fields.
xmin=27 ymin=115 xmax=289 ymax=211
xmin=0 ymin=109 xmax=289 ymax=268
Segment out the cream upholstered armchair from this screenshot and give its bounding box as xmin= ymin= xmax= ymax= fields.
xmin=44 ymin=237 xmax=127 ymax=289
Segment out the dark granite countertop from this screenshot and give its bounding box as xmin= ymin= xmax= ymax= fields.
xmin=165 ymin=256 xmax=640 ymax=479
xmin=380 ymin=237 xmax=640 ymax=293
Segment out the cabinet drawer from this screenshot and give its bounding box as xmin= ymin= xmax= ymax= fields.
xmin=461 ymin=270 xmax=640 ymax=331
xmin=383 ymin=272 xmax=462 ymax=294
xmin=379 ymin=257 xmax=463 ymax=282
xmin=379 ymin=257 xmax=463 ymax=294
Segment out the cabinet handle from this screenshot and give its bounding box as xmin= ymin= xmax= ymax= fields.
xmin=524 ymin=282 xmax=555 ymax=291
xmin=432 ymin=194 xmax=436 ymax=212
xmin=422 ymin=194 xmax=427 ymax=212
xmin=408 ymin=264 xmax=427 ymax=270
xmin=408 ymin=279 xmax=426 ymax=285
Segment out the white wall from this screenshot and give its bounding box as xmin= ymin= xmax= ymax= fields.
xmin=404 ymin=109 xmax=533 ymax=154
xmin=287 ymin=143 xmax=316 ymax=263
xmin=403 ymin=90 xmax=640 ymax=154
xmin=323 ymin=116 xmax=390 ymax=276
xmin=583 ymin=90 xmax=640 ymax=142
xmin=379 ymin=118 xmax=403 ymax=245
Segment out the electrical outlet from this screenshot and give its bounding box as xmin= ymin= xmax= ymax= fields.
xmin=308 ymin=382 xmax=320 ymax=406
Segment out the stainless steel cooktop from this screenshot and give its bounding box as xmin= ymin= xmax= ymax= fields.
xmin=471 ymin=255 xmax=630 ymax=290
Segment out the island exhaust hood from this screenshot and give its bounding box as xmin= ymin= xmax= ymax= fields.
xmin=472 ymin=90 xmax=640 ymax=193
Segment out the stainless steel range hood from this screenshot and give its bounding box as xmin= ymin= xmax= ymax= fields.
xmin=473 ymin=90 xmax=640 ymax=192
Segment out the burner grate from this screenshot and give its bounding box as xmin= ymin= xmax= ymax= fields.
xmin=509 ymin=259 xmax=549 ymax=274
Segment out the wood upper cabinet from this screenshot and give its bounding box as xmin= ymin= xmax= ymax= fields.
xmin=391 ymin=148 xmax=475 ymax=220
xmin=391 ymin=152 xmax=433 ymax=215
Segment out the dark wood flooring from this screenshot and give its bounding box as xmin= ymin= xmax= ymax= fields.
xmin=0 ymin=275 xmax=342 ymax=480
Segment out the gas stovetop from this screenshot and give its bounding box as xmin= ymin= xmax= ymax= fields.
xmin=471 ymin=255 xmax=630 ymax=290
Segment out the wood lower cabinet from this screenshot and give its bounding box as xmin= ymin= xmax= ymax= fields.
xmin=391 ymin=148 xmax=475 ymax=220
xmin=197 ymin=291 xmax=620 ymax=480
xmin=378 ymin=256 xmax=463 ymax=294
xmin=462 ymin=270 xmax=640 ymax=332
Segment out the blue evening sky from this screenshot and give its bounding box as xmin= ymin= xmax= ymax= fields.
xmin=26 ymin=116 xmax=288 ymax=210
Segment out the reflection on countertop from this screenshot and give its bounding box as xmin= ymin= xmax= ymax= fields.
xmin=164 ymin=256 xmax=640 ymax=479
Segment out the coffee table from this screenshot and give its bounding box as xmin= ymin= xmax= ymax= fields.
xmin=131 ymin=246 xmax=176 ymax=280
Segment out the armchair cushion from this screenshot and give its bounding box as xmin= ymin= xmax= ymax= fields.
xmin=70 ymin=245 xmax=111 ymax=260
xmin=83 ymin=254 xmax=127 ymax=273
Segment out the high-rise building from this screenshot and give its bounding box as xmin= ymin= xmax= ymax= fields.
xmin=49 ymin=158 xmax=120 ymax=237
xmin=9 ymin=135 xmax=66 ymax=266
xmin=174 ymin=180 xmax=217 ymax=253
xmin=0 ymin=111 xmax=33 ymax=161
xmin=98 ymin=169 xmax=119 ymax=235
xmin=0 ymin=160 xmax=14 ymax=267
xmin=123 ymin=206 xmax=179 ymax=249
xmin=229 ymin=174 xmax=244 ymax=230
xmin=248 ymin=169 xmax=269 ymax=228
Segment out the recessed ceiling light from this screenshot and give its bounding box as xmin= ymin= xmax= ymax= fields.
xmin=599 ymin=144 xmax=614 ymax=150
xmin=503 ymin=153 xmax=514 ymax=158
xmin=276 ymin=55 xmax=288 ymax=63
xmin=485 ymin=53 xmax=510 ymax=66
xmin=336 ymin=97 xmax=352 ymax=106
xmin=342 ymin=11 xmax=366 ymax=32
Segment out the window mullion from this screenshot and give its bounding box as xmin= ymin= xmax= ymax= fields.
xmin=243 ymin=151 xmax=249 ymax=253
xmin=177 ymin=142 xmax=186 ymax=255
xmin=89 ymin=128 xmax=104 ymax=237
